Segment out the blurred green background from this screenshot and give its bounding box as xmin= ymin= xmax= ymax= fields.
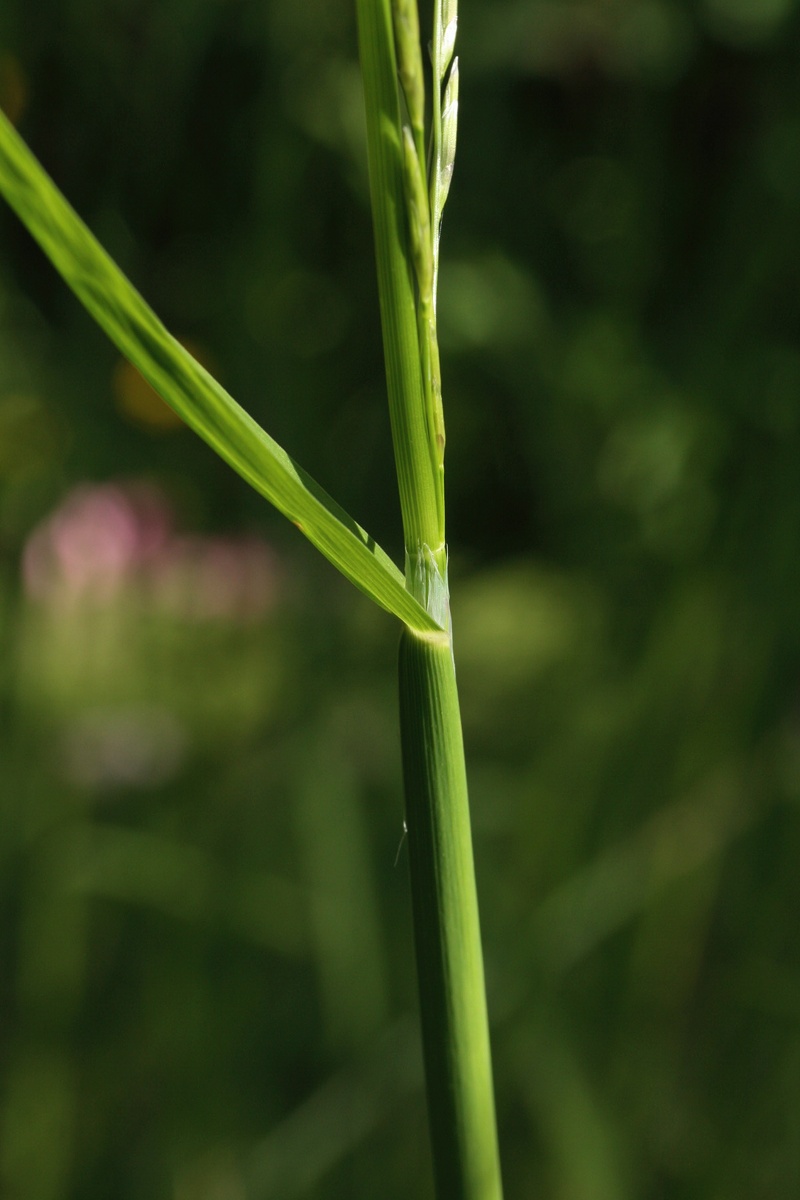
xmin=2 ymin=0 xmax=800 ymax=1196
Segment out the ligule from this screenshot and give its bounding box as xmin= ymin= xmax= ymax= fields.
xmin=405 ymin=542 xmax=449 ymax=629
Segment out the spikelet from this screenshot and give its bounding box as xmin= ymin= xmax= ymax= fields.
xmin=392 ymin=0 xmax=425 ymax=139
xmin=438 ymin=56 xmax=459 ymax=214
xmin=439 ymin=0 xmax=458 ymax=80
xmin=401 ymin=125 xmax=433 ymax=302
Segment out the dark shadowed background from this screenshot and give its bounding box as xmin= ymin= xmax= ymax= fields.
xmin=2 ymin=0 xmax=800 ymax=1196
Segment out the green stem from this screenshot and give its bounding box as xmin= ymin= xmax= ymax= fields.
xmin=399 ymin=628 xmax=503 ymax=1200
xmin=357 ymin=2 xmax=502 ymax=1194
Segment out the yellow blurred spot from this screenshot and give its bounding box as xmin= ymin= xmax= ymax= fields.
xmin=112 ymin=340 xmax=213 ymax=433
xmin=0 ymin=55 xmax=28 ymax=126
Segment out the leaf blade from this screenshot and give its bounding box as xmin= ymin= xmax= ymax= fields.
xmin=0 ymin=108 xmax=442 ymax=634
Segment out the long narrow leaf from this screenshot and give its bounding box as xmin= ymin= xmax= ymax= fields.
xmin=0 ymin=108 xmax=442 ymax=635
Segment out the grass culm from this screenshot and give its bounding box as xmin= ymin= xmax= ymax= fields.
xmin=0 ymin=1 xmax=503 ymax=1196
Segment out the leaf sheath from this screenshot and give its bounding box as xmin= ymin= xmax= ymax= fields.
xmin=399 ymin=628 xmax=504 ymax=1200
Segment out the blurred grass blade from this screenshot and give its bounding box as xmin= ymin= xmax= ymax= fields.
xmin=0 ymin=108 xmax=441 ymax=635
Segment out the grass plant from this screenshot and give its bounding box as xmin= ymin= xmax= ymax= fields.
xmin=0 ymin=1 xmax=503 ymax=1195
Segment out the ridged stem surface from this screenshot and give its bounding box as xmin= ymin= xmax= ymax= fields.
xmin=399 ymin=628 xmax=503 ymax=1200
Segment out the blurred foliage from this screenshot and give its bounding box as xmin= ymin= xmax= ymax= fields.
xmin=2 ymin=0 xmax=800 ymax=1197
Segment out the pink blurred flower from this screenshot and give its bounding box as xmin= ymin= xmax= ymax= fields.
xmin=23 ymin=482 xmax=171 ymax=603
xmin=22 ymin=481 xmax=280 ymax=621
